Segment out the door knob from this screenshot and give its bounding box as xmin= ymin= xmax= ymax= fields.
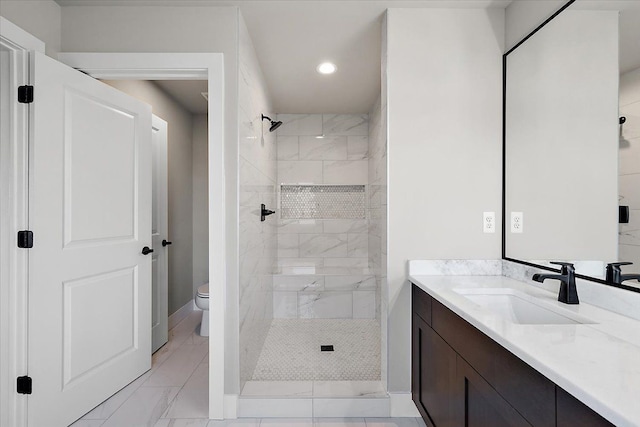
xmin=142 ymin=246 xmax=154 ymax=255
xmin=162 ymin=239 xmax=172 ymax=247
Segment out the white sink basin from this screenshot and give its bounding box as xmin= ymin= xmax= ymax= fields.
xmin=453 ymin=288 xmax=596 ymax=325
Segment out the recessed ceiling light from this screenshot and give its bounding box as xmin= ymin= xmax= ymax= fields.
xmin=317 ymin=62 xmax=337 ymax=75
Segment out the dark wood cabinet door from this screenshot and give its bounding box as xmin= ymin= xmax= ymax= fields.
xmin=455 ymin=356 xmax=532 ymax=427
xmin=557 ymin=388 xmax=614 ymax=427
xmin=412 ymin=313 xmax=456 ymax=427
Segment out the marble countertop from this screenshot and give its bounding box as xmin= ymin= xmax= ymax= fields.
xmin=409 ymin=273 xmax=640 ymax=427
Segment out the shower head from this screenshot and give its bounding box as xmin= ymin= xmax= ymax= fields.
xmin=262 ymin=114 xmax=283 ymax=132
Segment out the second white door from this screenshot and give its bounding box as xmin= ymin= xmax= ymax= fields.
xmin=151 ymin=115 xmax=169 ymax=353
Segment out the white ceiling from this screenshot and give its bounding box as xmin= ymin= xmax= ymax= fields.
xmin=59 ymin=1 xmax=640 ymax=113
xmin=236 ymin=0 xmax=511 ymax=113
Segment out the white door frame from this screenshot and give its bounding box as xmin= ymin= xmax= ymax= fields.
xmin=0 ymin=17 xmax=45 ymax=427
xmin=56 ymin=52 xmax=226 ymax=420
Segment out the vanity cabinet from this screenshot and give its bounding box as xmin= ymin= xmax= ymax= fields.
xmin=411 ymin=284 xmax=614 ymax=427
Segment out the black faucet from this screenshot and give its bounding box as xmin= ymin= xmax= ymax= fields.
xmin=606 ymin=262 xmax=640 ymax=285
xmin=532 ymin=262 xmax=579 ymax=304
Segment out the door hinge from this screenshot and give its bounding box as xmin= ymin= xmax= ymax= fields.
xmin=18 ymin=85 xmax=34 ymax=103
xmin=17 ymin=376 xmax=32 ymax=394
xmin=17 ymin=230 xmax=33 ymax=248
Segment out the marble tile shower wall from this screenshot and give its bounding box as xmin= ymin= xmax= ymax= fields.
xmin=368 ymin=96 xmax=387 ymax=324
xmin=274 ymin=114 xmax=375 ymax=319
xmin=238 ymin=16 xmax=276 ymax=389
xmin=619 ymin=68 xmax=640 ymax=272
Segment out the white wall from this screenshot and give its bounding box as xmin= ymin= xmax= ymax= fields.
xmin=505 ymin=0 xmax=566 ymax=50
xmin=60 ymin=5 xmax=241 ymax=394
xmin=192 ymin=114 xmax=209 ymax=293
xmin=386 ymin=8 xmax=504 ymax=392
xmin=619 ymin=67 xmax=640 ymax=272
xmin=0 ymin=0 xmax=61 ymax=57
xmin=103 ymin=80 xmax=194 ymax=316
xmin=505 ymin=11 xmax=619 ymax=267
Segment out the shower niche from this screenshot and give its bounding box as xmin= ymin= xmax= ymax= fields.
xmin=280 ymin=184 xmax=366 ymax=220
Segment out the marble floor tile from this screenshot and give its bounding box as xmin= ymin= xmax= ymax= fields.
xmin=162 ymin=363 xmax=209 ymax=419
xmin=152 ymin=311 xmax=205 ymax=368
xmin=314 ymin=418 xmax=366 ymax=427
xmin=81 ymin=370 xmax=151 ymax=419
xmin=206 ymin=420 xmax=260 ymax=427
xmin=364 ymin=419 xmax=421 ymax=427
xmin=313 ymin=398 xmax=389 ymax=418
xmin=154 ymin=419 xmax=209 ymax=427
xmin=101 ymin=386 xmax=180 ymax=427
xmin=70 ymin=420 xmax=105 ymax=427
xmin=144 ymin=343 xmax=208 ymax=387
xmin=259 ymin=419 xmax=314 ymax=427
xmin=239 ymin=398 xmax=313 ymax=418
xmin=312 ymin=381 xmax=386 ymax=398
xmin=241 ymin=381 xmax=313 ymax=397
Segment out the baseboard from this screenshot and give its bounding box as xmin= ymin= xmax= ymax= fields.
xmin=224 ymin=394 xmax=238 ymax=419
xmin=389 ymin=392 xmax=421 ymax=417
xmin=168 ymin=299 xmax=196 ymax=330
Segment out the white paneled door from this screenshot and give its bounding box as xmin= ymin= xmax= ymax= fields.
xmin=27 ymin=51 xmax=152 ymax=427
xmin=151 ymin=115 xmax=169 ymax=353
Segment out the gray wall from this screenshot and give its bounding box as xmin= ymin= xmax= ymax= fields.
xmin=385 ymin=8 xmax=504 ymax=393
xmin=0 ymin=0 xmax=61 ymax=57
xmin=192 ymin=114 xmax=209 ymax=294
xmin=103 ymin=80 xmax=194 ymax=316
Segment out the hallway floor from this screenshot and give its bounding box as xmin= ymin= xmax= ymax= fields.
xmin=70 ymin=310 xmax=422 ymax=427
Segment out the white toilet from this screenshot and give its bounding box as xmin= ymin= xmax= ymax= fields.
xmin=194 ymin=283 xmax=209 ymax=337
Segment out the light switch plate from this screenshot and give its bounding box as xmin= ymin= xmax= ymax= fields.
xmin=511 ymin=212 xmax=523 ymax=233
xmin=483 ymin=212 xmax=496 ymax=233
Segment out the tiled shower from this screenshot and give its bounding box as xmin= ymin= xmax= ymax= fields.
xmin=273 ymin=114 xmax=375 ymax=321
xmin=244 ymin=112 xmax=386 ymax=386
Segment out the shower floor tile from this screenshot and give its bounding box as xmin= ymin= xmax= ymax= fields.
xmin=251 ymin=319 xmax=381 ymax=381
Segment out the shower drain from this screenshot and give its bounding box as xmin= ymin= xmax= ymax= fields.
xmin=320 ymin=345 xmax=334 ymax=352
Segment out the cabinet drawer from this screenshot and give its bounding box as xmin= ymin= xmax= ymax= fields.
xmin=432 ymin=299 xmax=555 ymax=427
xmin=412 ymin=313 xmax=456 ymax=427
xmin=412 ymin=284 xmax=432 ymax=325
xmin=455 ymin=355 xmax=532 ymax=427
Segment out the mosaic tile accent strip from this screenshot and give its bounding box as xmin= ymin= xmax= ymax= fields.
xmin=251 ymin=319 xmax=381 ymax=381
xmin=281 ymin=185 xmax=366 ymax=220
